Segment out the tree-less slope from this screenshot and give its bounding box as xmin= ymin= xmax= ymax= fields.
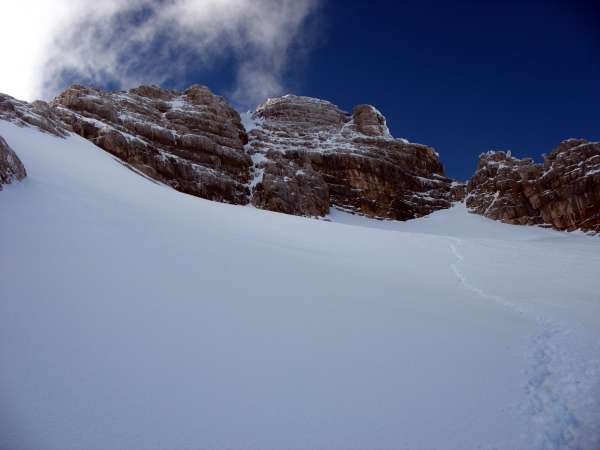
xmin=1 ymin=121 xmax=599 ymax=450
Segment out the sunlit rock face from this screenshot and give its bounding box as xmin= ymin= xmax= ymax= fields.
xmin=466 ymin=151 xmax=544 ymax=225
xmin=52 ymin=84 xmax=252 ymax=204
xmin=529 ymin=140 xmax=600 ymax=232
xmin=449 ymin=181 xmax=467 ymax=203
xmin=12 ymin=84 xmax=599 ymax=232
xmin=351 ymin=104 xmax=392 ymax=137
xmin=467 ymin=140 xmax=600 ymax=233
xmin=0 ymin=84 xmax=466 ymax=221
xmin=246 ymin=95 xmax=457 ymax=220
xmin=0 ymin=93 xmax=67 ymax=137
xmin=0 ymin=135 xmax=26 ymax=190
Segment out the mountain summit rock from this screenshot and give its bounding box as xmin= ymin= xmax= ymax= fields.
xmin=466 ymin=139 xmax=600 ymax=233
xmin=49 ymin=85 xmax=461 ymax=220
xmin=1 ymin=84 xmax=598 ymax=233
xmin=52 ymin=84 xmax=252 ymax=204
xmin=0 ymin=135 xmax=26 ymax=190
xmin=246 ymin=94 xmax=458 ymax=219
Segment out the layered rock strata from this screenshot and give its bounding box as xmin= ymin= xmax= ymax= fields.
xmin=52 ymin=84 xmax=252 ymax=204
xmin=246 ymin=95 xmax=457 ymax=220
xmin=0 ymin=135 xmax=27 ymax=190
xmin=0 ymin=94 xmax=66 ymax=137
xmin=467 ymin=139 xmax=600 ymax=232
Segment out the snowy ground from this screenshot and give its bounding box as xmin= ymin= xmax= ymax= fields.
xmin=1 ymin=121 xmax=599 ymax=450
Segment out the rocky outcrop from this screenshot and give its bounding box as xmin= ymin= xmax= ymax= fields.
xmin=449 ymin=181 xmax=467 ymax=202
xmin=249 ymin=152 xmax=330 ymax=217
xmin=0 ymin=85 xmax=456 ymax=219
xmin=0 ymin=94 xmax=67 ymax=137
xmin=466 ymin=151 xmax=543 ymax=225
xmin=0 ymin=135 xmax=26 ymax=190
xmin=52 ymin=84 xmax=252 ymax=204
xmin=246 ymin=95 xmax=457 ymax=220
xmin=528 ymin=140 xmax=600 ymax=232
xmin=0 ymin=84 xmax=480 ymax=223
xmin=351 ymin=104 xmax=392 ymax=137
xmin=5 ymin=83 xmax=597 ymax=232
xmin=467 ymin=139 xmax=600 ymax=232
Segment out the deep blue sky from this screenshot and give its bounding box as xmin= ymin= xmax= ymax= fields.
xmin=296 ymin=0 xmax=600 ymax=179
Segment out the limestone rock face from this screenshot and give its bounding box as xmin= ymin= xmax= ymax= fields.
xmin=250 ymin=152 xmax=330 ymax=217
xmin=467 ymin=140 xmax=600 ymax=232
xmin=0 ymin=135 xmax=26 ymax=190
xmin=351 ymin=105 xmax=391 ymax=137
xmin=449 ymin=181 xmax=467 ymax=202
xmin=0 ymin=94 xmax=67 ymax=137
xmin=466 ymin=151 xmax=543 ymax=225
xmin=0 ymin=85 xmax=472 ymax=223
xmin=528 ymin=140 xmax=600 ymax=232
xmin=52 ymin=84 xmax=252 ymax=204
xmin=247 ymin=95 xmax=456 ymax=220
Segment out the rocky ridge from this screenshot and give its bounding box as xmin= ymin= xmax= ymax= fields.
xmin=246 ymin=95 xmax=457 ymax=219
xmin=2 ymin=84 xmax=458 ymax=221
xmin=466 ymin=139 xmax=600 ymax=233
xmin=51 ymin=84 xmax=252 ymax=204
xmin=0 ymin=135 xmax=27 ymax=190
xmin=0 ymin=93 xmax=66 ymax=137
xmin=2 ymin=83 xmax=598 ymax=233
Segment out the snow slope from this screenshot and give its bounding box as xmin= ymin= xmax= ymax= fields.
xmin=1 ymin=121 xmax=599 ymax=450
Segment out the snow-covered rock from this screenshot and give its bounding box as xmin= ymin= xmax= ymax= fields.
xmin=9 ymin=84 xmax=599 ymax=231
xmin=0 ymin=135 xmax=26 ymax=190
xmin=52 ymin=84 xmax=252 ymax=204
xmin=247 ymin=94 xmax=458 ymax=220
xmin=44 ymin=86 xmax=462 ymax=220
xmin=351 ymin=104 xmax=392 ymax=137
xmin=0 ymin=93 xmax=67 ymax=137
xmin=467 ymin=140 xmax=600 ymax=232
xmin=466 ymin=150 xmax=543 ymax=225
xmin=449 ymin=180 xmax=467 ymax=202
xmin=531 ymin=139 xmax=600 ymax=232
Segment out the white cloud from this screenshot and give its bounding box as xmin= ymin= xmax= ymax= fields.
xmin=0 ymin=1 xmax=74 ymax=102
xmin=0 ymin=0 xmax=320 ymax=108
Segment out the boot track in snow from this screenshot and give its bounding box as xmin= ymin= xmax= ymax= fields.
xmin=449 ymin=237 xmax=600 ymax=450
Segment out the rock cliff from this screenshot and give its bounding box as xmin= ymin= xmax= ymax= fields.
xmin=5 ymin=83 xmax=597 ymax=233
xmin=246 ymin=95 xmax=457 ymax=219
xmin=0 ymin=135 xmax=27 ymax=190
xmin=467 ymin=139 xmax=600 ymax=233
xmin=0 ymin=94 xmax=67 ymax=137
xmin=52 ymin=84 xmax=252 ymax=204
xmin=46 ymin=85 xmax=459 ymax=220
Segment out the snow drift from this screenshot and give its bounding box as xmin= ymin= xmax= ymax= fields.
xmin=1 ymin=121 xmax=599 ymax=449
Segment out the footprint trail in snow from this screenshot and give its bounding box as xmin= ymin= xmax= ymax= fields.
xmin=449 ymin=237 xmax=600 ymax=450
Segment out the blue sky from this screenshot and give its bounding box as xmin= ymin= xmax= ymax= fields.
xmin=2 ymin=0 xmax=598 ymax=180
xmin=298 ymin=0 xmax=600 ymax=179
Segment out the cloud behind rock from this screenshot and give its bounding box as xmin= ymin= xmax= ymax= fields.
xmin=1 ymin=0 xmax=320 ymax=109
